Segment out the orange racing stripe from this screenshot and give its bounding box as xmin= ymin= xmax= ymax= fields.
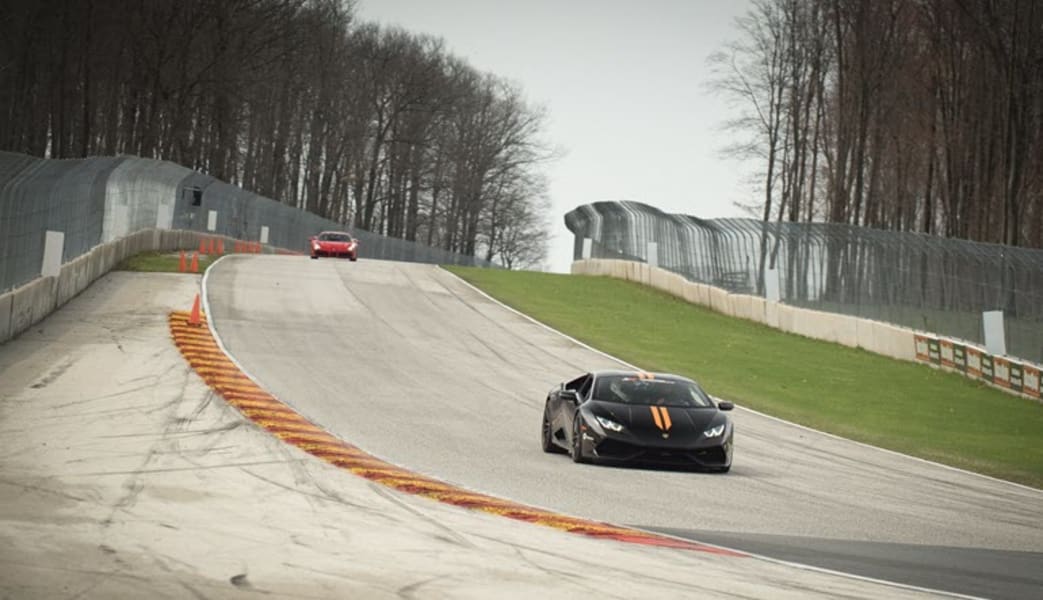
xmin=659 ymin=407 xmax=672 ymax=430
xmin=650 ymin=406 xmax=664 ymax=429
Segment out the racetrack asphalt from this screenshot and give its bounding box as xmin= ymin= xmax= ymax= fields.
xmin=3 ymin=272 xmax=968 ymax=598
xmin=205 ymin=255 xmax=1043 ymax=600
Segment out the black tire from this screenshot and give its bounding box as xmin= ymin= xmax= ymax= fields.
xmin=713 ymin=466 xmax=731 ymax=473
xmin=310 ymin=255 xmax=318 ymax=260
xmin=541 ymin=409 xmax=565 ymax=454
xmin=350 ymin=257 xmax=358 ymax=262
xmin=571 ymin=415 xmax=590 ymax=464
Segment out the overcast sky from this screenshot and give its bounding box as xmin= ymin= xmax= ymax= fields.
xmin=356 ymin=0 xmax=754 ymax=272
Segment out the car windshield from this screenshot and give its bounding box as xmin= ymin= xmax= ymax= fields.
xmin=319 ymin=233 xmax=352 ymax=242
xmin=593 ymin=375 xmax=714 ymax=408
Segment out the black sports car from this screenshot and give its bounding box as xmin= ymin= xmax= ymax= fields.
xmin=541 ymin=370 xmax=734 ymax=471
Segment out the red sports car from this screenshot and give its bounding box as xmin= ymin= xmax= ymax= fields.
xmin=310 ymin=231 xmax=359 ymax=261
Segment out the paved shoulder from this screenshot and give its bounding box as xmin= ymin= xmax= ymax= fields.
xmin=205 ymin=256 xmax=1043 ymax=598
xmin=0 ymin=269 xmax=942 ymax=599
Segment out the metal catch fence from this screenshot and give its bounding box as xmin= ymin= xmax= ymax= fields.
xmin=0 ymin=151 xmax=496 ymax=295
xmin=565 ymin=201 xmax=1043 ymax=364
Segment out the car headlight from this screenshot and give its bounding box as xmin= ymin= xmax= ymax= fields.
xmin=703 ymin=424 xmax=725 ymax=438
xmin=595 ymin=415 xmax=624 ymax=432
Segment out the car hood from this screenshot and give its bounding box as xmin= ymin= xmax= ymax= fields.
xmin=588 ymin=400 xmax=723 ymax=439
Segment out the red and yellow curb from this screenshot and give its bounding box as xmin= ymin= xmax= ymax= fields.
xmin=169 ymin=310 xmax=744 ymax=555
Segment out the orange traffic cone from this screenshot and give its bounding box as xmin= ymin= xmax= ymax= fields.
xmin=190 ymin=252 xmax=199 ymax=273
xmin=188 ymin=294 xmax=202 ymax=327
xmin=198 ymin=239 xmax=207 ymax=255
xmin=216 ymin=239 xmax=224 ymax=255
xmin=178 ymin=251 xmax=186 ymax=273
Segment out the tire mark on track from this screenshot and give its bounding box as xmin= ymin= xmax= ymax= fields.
xmin=168 ymin=310 xmax=746 ymax=556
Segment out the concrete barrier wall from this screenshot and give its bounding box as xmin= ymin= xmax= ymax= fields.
xmin=56 ymin=252 xmax=90 ymax=307
xmin=0 ymin=228 xmax=205 ymax=345
xmin=572 ymin=258 xmax=1038 ymax=401
xmin=0 ymin=227 xmax=295 ymax=345
xmin=9 ymin=276 xmax=56 ymax=339
xmin=0 ymin=292 xmax=10 ymax=342
xmin=572 ymin=258 xmax=921 ymax=361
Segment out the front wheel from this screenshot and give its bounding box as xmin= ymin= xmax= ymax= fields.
xmin=571 ymin=415 xmax=590 ymax=464
xmin=541 ymin=409 xmax=565 ymax=454
xmin=310 ymin=255 xmax=318 ymax=260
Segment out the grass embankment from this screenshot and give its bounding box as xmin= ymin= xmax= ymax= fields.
xmin=116 ymin=251 xmax=218 ymax=273
xmin=446 ymin=266 xmax=1043 ymax=488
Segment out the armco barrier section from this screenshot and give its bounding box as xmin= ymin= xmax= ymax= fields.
xmin=913 ymin=334 xmax=1041 ymax=400
xmin=573 ymin=258 xmax=1041 ymax=402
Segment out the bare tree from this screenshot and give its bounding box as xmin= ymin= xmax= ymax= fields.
xmin=710 ymin=0 xmax=1042 ymax=250
xmin=0 ymin=0 xmax=557 ymax=266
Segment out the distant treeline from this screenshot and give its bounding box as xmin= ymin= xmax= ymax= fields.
xmin=711 ymin=0 xmax=1042 ymax=248
xmin=0 ymin=0 xmax=551 ymax=268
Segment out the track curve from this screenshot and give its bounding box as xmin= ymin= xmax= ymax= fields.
xmin=206 ymin=256 xmax=1043 ymax=599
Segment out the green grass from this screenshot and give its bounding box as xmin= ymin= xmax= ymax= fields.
xmin=446 ymin=266 xmax=1043 ymax=488
xmin=115 ymin=251 xmax=218 ymax=273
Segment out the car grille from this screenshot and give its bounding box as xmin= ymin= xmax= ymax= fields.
xmin=595 ymin=439 xmax=644 ymax=460
xmin=594 ymin=439 xmax=728 ymax=466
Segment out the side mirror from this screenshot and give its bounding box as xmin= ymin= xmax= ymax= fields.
xmin=717 ymin=401 xmax=734 ymax=411
xmin=560 ymin=389 xmax=579 ymax=403
xmin=309 ymin=236 xmax=316 ymax=241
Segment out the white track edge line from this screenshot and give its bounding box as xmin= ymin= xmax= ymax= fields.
xmin=200 ymin=255 xmax=265 ymax=390
xmin=193 ymin=256 xmax=992 ymax=596
xmin=441 ymin=266 xmax=1041 ymax=496
xmin=198 ymin=256 xmax=746 ymax=557
xmin=740 ymin=553 xmax=985 ymax=600
xmin=438 ymin=265 xmax=1015 ymax=599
